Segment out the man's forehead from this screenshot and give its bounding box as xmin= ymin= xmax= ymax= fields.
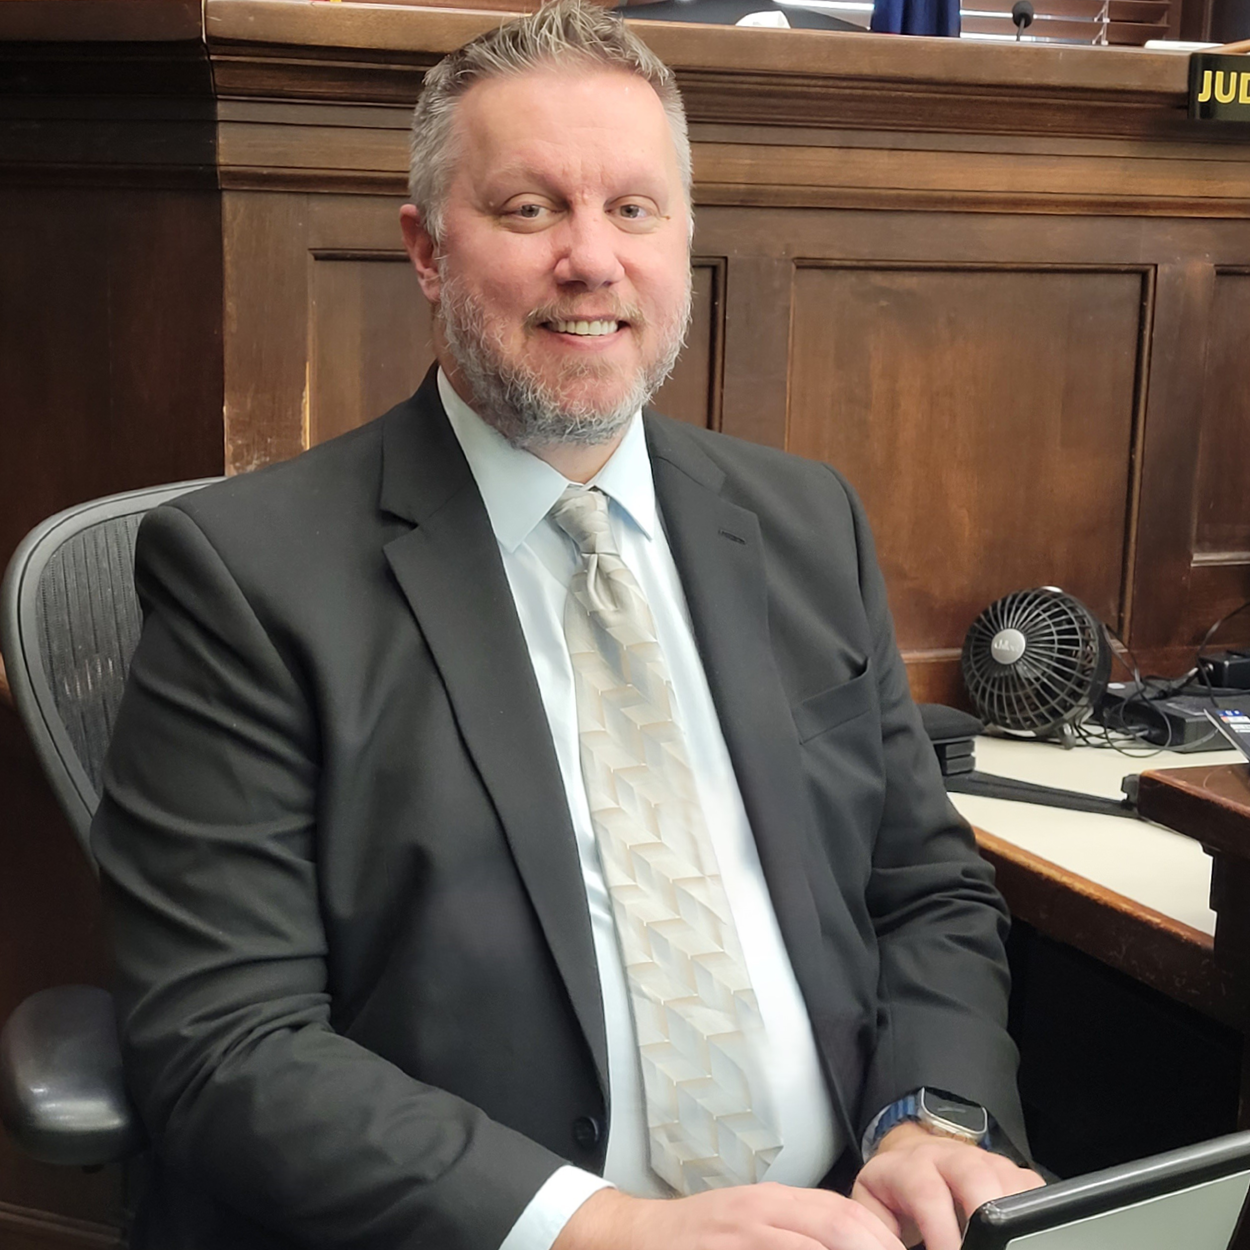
xmin=450 ymin=64 xmax=675 ymax=174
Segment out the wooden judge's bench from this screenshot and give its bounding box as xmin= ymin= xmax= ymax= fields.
xmin=3 ymin=2 xmax=1250 ymax=1244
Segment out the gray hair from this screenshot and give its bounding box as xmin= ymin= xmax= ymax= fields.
xmin=408 ymin=0 xmax=692 ymax=244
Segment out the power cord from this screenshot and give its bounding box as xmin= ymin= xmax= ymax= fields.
xmin=1071 ymin=600 xmax=1250 ymax=757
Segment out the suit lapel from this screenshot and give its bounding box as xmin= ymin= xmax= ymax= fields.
xmin=645 ymin=414 xmax=858 ymax=1150
xmin=379 ymin=374 xmax=608 ymax=1095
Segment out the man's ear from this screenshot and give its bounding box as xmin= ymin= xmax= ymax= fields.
xmin=400 ymin=204 xmax=442 ymax=303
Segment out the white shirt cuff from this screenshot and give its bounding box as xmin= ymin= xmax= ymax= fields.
xmin=497 ymin=1165 xmax=616 ymax=1250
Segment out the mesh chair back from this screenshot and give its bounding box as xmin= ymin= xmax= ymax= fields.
xmin=1 ymin=480 xmax=222 ymax=858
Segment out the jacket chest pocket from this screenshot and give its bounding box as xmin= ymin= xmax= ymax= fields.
xmin=792 ymin=661 xmax=875 ymax=744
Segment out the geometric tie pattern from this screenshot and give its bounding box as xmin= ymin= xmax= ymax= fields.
xmin=550 ymin=486 xmax=783 ymax=1195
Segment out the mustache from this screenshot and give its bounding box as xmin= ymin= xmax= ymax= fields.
xmin=523 ymin=300 xmax=646 ymax=331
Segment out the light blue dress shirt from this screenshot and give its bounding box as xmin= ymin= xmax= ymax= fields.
xmin=436 ymin=371 xmax=837 ymax=1250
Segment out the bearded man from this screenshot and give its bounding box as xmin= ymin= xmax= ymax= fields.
xmin=93 ymin=4 xmax=1041 ymax=1249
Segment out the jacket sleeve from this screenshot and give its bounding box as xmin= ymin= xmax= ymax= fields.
xmin=832 ymin=470 xmax=1029 ymax=1159
xmin=91 ymin=504 xmax=564 ymax=1250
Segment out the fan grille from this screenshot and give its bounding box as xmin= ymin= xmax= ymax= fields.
xmin=961 ymin=589 xmax=1107 ymax=735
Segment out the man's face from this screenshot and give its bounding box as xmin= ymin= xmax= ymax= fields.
xmin=404 ymin=65 xmax=692 ymax=448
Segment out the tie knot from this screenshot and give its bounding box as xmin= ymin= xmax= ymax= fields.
xmin=551 ymin=487 xmax=616 ymax=557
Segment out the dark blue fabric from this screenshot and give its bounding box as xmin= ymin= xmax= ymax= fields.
xmin=870 ymin=0 xmax=960 ymax=35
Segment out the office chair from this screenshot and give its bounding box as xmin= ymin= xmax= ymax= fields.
xmin=0 ymin=478 xmax=221 ymax=1167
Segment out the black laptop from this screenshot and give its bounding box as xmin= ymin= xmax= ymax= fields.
xmin=964 ymin=1132 xmax=1250 ymax=1249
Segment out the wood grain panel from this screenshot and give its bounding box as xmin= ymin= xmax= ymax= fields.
xmin=1194 ymin=271 xmax=1250 ymax=560
xmin=308 ymin=251 xmax=431 ymax=446
xmin=1127 ymin=262 xmax=1215 ymax=649
xmin=652 ymin=259 xmax=722 ymax=430
xmin=976 ymin=829 xmax=1240 ymax=1027
xmin=695 ymin=140 xmax=1250 ymax=218
xmin=787 ymin=265 xmax=1145 ymax=653
xmin=201 ymin=0 xmax=1202 ymax=146
xmin=223 ymin=191 xmax=311 ymax=474
xmin=0 ymin=186 xmax=224 ymax=571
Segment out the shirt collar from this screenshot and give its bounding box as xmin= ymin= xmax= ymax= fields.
xmin=437 ymin=368 xmax=657 ymax=553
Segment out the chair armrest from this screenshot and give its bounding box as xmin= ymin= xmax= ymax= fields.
xmin=0 ymin=985 xmax=145 ymax=1165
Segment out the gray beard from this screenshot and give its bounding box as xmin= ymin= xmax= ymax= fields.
xmin=436 ymin=270 xmax=691 ymax=450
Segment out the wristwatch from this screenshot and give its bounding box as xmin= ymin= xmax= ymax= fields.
xmin=861 ymin=1087 xmax=991 ymax=1160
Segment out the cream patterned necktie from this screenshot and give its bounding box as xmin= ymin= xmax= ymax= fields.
xmin=551 ymin=486 xmax=783 ymax=1195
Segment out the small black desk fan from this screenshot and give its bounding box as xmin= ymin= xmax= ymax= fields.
xmin=939 ymin=588 xmax=1132 ymax=817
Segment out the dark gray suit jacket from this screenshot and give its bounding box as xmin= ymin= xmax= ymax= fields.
xmin=92 ymin=370 xmax=1023 ymax=1250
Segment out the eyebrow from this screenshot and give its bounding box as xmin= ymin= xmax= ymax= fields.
xmin=481 ymin=166 xmax=673 ymax=205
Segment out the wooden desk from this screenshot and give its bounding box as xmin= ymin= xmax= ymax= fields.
xmin=956 ymin=736 xmax=1250 ymax=1202
xmin=1137 ymin=762 xmax=1250 ymax=1120
xmin=955 ymin=737 xmax=1244 ymax=1028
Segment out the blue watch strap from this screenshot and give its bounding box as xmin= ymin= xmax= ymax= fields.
xmin=860 ymin=1091 xmax=920 ymax=1160
xmin=861 ymin=1088 xmax=994 ymax=1161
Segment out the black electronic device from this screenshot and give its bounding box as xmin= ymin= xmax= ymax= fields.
xmin=962 ymin=1130 xmax=1250 ymax=1250
xmin=961 ymin=588 xmax=1112 ymax=745
xmin=1205 ymin=708 xmax=1250 ymax=763
xmin=1094 ymin=682 xmax=1241 ymax=752
xmin=1201 ymin=650 xmax=1250 ymax=691
xmin=919 ymin=703 xmax=982 ymax=777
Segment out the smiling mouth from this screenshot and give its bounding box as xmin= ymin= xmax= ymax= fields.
xmin=544 ymin=319 xmax=622 ymax=337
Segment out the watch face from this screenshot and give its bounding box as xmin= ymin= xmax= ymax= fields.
xmin=920 ymin=1089 xmax=989 ymax=1138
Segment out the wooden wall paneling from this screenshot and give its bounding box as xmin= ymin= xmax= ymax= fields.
xmin=1184 ymin=269 xmax=1250 ymax=654
xmin=1127 ymin=261 xmax=1217 ymax=650
xmin=651 ymin=258 xmax=724 ymax=431
xmin=786 ymin=263 xmax=1146 ymax=658
xmin=0 ymin=0 xmax=203 ymax=43
xmin=308 ymin=250 xmax=431 ymax=447
xmin=693 ymin=135 xmax=1250 ymax=219
xmin=716 ymin=253 xmax=791 ymax=449
xmin=203 ymin=1 xmax=1210 ymax=145
xmin=222 ymin=191 xmax=314 ymax=474
xmin=691 ymin=204 xmax=1250 ymax=680
xmin=0 ymin=187 xmax=224 ymax=569
xmin=215 ymin=100 xmax=411 ymax=197
xmin=1193 ymin=271 xmax=1250 ymax=562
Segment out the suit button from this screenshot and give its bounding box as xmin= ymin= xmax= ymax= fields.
xmin=572 ymin=1115 xmax=603 ymax=1150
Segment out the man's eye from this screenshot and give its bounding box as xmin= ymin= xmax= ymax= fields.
xmin=617 ymin=203 xmax=649 ymax=220
xmin=507 ymin=203 xmax=551 ymax=222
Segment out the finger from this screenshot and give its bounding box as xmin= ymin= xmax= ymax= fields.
xmin=757 ymin=1186 xmax=907 ymax=1250
xmin=982 ymin=1156 xmax=1047 ymax=1197
xmin=864 ymin=1164 xmax=964 ymax=1250
xmin=934 ymin=1152 xmax=1021 ymax=1225
xmin=940 ymin=1154 xmax=1047 ymax=1224
xmin=898 ymin=1174 xmax=964 ymax=1250
xmin=765 ymin=1228 xmax=898 ymax=1250
xmin=837 ymin=1194 xmax=911 ymax=1250
xmin=850 ymin=1180 xmax=904 ymax=1239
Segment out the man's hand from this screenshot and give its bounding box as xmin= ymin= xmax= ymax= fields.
xmin=851 ymin=1123 xmax=1045 ymax=1250
xmin=554 ymin=1182 xmax=908 ymax=1250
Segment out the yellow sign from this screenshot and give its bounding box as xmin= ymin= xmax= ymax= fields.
xmin=1189 ymin=55 xmax=1250 ymax=120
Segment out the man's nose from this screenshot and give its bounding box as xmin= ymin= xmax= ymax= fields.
xmin=552 ymin=211 xmax=626 ymax=289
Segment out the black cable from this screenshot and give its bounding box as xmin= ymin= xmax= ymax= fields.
xmin=1077 ymin=607 xmax=1250 ymax=756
